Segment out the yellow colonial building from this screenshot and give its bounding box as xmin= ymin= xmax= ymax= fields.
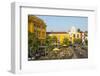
xmin=28 ymin=15 xmax=46 ymax=45
xmin=47 ymin=32 xmax=70 ymax=44
xmin=47 ymin=26 xmax=83 ymax=44
xmin=28 ymin=15 xmax=85 ymax=45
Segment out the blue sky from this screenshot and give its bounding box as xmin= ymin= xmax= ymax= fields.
xmin=36 ymin=15 xmax=88 ymax=32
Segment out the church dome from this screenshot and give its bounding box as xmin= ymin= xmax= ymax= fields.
xmin=70 ymin=26 xmax=77 ymax=33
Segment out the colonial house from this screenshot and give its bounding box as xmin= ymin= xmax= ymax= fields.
xmin=28 ymin=15 xmax=46 ymax=45
xmin=47 ymin=26 xmax=87 ymax=44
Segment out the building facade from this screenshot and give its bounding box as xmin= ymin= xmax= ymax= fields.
xmin=47 ymin=26 xmax=86 ymax=44
xmin=28 ymin=15 xmax=87 ymax=45
xmin=69 ymin=26 xmax=82 ymax=44
xmin=47 ymin=32 xmax=70 ymax=44
xmin=28 ymin=15 xmax=46 ymax=45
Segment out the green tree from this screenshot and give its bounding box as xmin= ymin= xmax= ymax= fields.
xmin=28 ymin=32 xmax=40 ymax=57
xmin=74 ymin=38 xmax=82 ymax=44
xmin=45 ymin=35 xmax=52 ymax=46
xmin=50 ymin=36 xmax=58 ymax=46
xmin=77 ymin=28 xmax=81 ymax=32
xmin=52 ymin=36 xmax=57 ymax=43
xmin=62 ymin=37 xmax=70 ymax=46
xmin=85 ymin=39 xmax=88 ymax=45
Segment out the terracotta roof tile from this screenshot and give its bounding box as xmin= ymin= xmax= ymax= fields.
xmin=46 ymin=32 xmax=68 ymax=34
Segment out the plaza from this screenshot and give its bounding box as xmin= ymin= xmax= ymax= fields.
xmin=28 ymin=15 xmax=88 ymax=60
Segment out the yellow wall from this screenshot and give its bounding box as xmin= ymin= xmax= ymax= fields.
xmin=28 ymin=15 xmax=82 ymax=45
xmin=48 ymin=32 xmax=81 ymax=44
xmin=48 ymin=33 xmax=70 ymax=44
xmin=71 ymin=32 xmax=81 ymax=44
xmin=28 ymin=15 xmax=46 ymax=45
xmin=28 ymin=22 xmax=34 ymax=33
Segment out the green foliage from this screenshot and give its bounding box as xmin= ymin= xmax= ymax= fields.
xmin=28 ymin=32 xmax=40 ymax=56
xmin=85 ymin=39 xmax=88 ymax=45
xmin=45 ymin=35 xmax=52 ymax=46
xmin=45 ymin=35 xmax=57 ymax=52
xmin=51 ymin=36 xmax=57 ymax=43
xmin=62 ymin=37 xmax=70 ymax=46
xmin=77 ymin=28 xmax=81 ymax=32
xmin=74 ymin=38 xmax=82 ymax=44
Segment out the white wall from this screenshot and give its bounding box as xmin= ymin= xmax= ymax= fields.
xmin=0 ymin=0 xmax=100 ymax=76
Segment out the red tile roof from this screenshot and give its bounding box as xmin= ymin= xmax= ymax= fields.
xmin=46 ymin=32 xmax=68 ymax=34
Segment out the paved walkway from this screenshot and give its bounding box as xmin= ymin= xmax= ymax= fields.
xmin=72 ymin=50 xmax=78 ymax=59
